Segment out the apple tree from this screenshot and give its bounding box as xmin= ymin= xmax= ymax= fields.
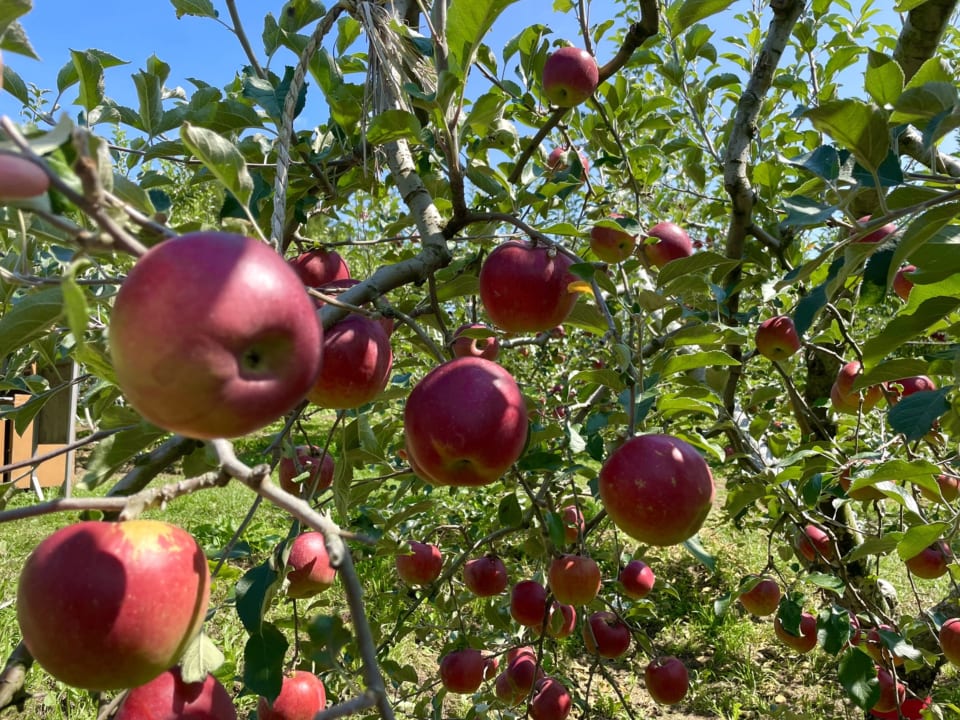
xmin=1 ymin=0 xmax=959 ymax=718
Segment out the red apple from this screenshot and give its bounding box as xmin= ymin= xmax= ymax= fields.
xmin=754 ymin=315 xmax=802 ymax=361
xmin=871 ymin=667 xmax=905 ymax=714
xmin=888 ymin=375 xmax=936 ymax=404
xmin=865 ymin=625 xmax=904 ymax=666
xmin=893 ymin=264 xmax=917 ymax=301
xmin=0 ymin=154 xmax=50 ymax=200
xmin=542 ymin=602 xmax=577 ymax=639
xmin=307 ymin=314 xmax=393 ymax=409
xmin=439 ymin=648 xmax=486 ymax=694
xmin=871 ymin=696 xmax=930 ymax=720
xmin=483 ymin=655 xmax=499 ymax=680
xmin=737 ymin=575 xmax=781 ymax=617
xmin=494 ymin=671 xmax=525 ymax=706
xmin=795 ymin=524 xmax=834 ymax=562
xmin=529 ymin=677 xmax=572 ymax=720
xmin=774 ymin=611 xmax=818 ymax=653
xmin=831 ymin=360 xmax=883 ymax=414
xmin=643 ymin=221 xmax=693 ymax=268
xmin=463 ymin=555 xmax=509 ymax=597
xmin=619 ymin=560 xmax=655 ymax=600
xmin=257 ymin=671 xmax=326 ymax=720
xmin=287 ymin=248 xmax=350 ymax=287
xmin=589 ymin=214 xmax=637 ymax=264
xmin=548 ymin=554 xmax=601 ymax=605
xmin=839 ymin=463 xmax=885 ymax=502
xmin=404 ymin=357 xmax=528 ymax=486
xmin=395 ymin=541 xmax=443 ymax=586
xmin=939 ymin=617 xmax=960 ymax=665
xmin=542 ymin=46 xmax=599 ymax=107
xmin=494 ymin=648 xmax=544 ymax=705
xmin=510 ymin=580 xmax=549 ymax=627
xmin=560 ymin=505 xmax=584 ymax=544
xmin=479 ymin=241 xmax=577 ymax=333
xmin=17 ymin=520 xmax=210 ymax=690
xmin=546 ymin=147 xmax=589 ymax=181
xmin=286 ymin=532 xmax=337 ymax=599
xmin=920 ymin=473 xmax=960 ymax=503
xmin=598 ymin=434 xmax=715 ymax=546
xmin=644 ymin=656 xmax=689 ymax=705
xmin=904 ymin=540 xmax=950 ymax=579
xmin=278 ymin=445 xmax=335 ymax=498
xmin=116 ymin=667 xmax=237 ymax=720
xmin=109 ymin=233 xmax=323 ymax=439
xmin=582 ymin=611 xmax=631 ymax=658
xmin=852 ymin=215 xmax=897 ymax=244
xmin=451 ymin=323 xmax=500 ymax=361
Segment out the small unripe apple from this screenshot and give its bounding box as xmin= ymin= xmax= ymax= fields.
xmin=737 ymin=575 xmax=781 ymax=617
xmin=541 ymin=46 xmax=599 ymax=107
xmin=619 ymin=560 xmax=655 ymax=600
xmin=257 ymin=671 xmax=326 ymax=720
xmin=286 ymin=532 xmax=337 ymax=599
xmin=644 ymin=656 xmax=689 ymax=705
xmin=643 ymin=221 xmax=693 ymax=268
xmin=395 ymin=541 xmax=443 ymax=586
xmin=893 ymin=264 xmax=917 ymax=301
xmin=754 ymin=315 xmax=802 ymax=361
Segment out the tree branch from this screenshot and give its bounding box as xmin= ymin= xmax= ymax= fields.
xmin=893 ymin=0 xmax=958 ymax=83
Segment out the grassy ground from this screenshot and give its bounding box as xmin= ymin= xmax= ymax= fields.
xmin=1 ymin=459 xmax=959 ymax=719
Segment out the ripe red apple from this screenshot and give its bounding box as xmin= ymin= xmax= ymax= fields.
xmin=754 ymin=315 xmax=802 ymax=361
xmin=494 ymin=671 xmax=525 ymax=706
xmin=541 ymin=46 xmax=599 ymax=107
xmin=548 ymin=554 xmax=601 ymax=605
xmin=439 ymin=648 xmax=486 ymax=694
xmin=920 ymin=473 xmax=960 ymax=503
xmin=888 ymin=375 xmax=936 ymax=404
xmin=852 ymin=215 xmax=897 ymax=244
xmin=278 ymin=445 xmax=335 ymax=498
xmin=893 ymin=264 xmax=917 ymax=301
xmin=643 ymin=221 xmax=693 ymax=268
xmin=499 ymin=648 xmax=544 ymax=704
xmin=286 ymin=532 xmax=337 ymax=599
xmin=831 ymin=360 xmax=883 ymax=414
xmin=795 ymin=524 xmax=834 ymax=562
xmin=463 ymin=555 xmax=509 ymax=597
xmin=109 ymin=232 xmax=323 ymax=439
xmin=589 ymin=214 xmax=637 ymax=264
xmin=287 ymin=248 xmax=350 ymax=287
xmin=774 ymin=611 xmax=817 ymax=653
xmin=116 ymin=667 xmax=237 ymax=720
xmin=619 ymin=560 xmax=655 ymax=600
xmin=939 ymin=618 xmax=960 ymax=665
xmin=307 ymin=314 xmax=393 ymax=409
xmin=529 ymin=677 xmax=572 ymax=720
xmin=598 ymin=434 xmax=715 ymax=546
xmin=404 ymin=357 xmax=528 ymax=486
xmin=871 ymin=696 xmax=930 ymax=720
xmin=737 ymin=575 xmax=781 ymax=617
xmin=904 ymin=540 xmax=950 ymax=579
xmin=257 ymin=670 xmax=326 ymax=720
xmin=644 ymin=656 xmax=689 ymax=705
xmin=582 ymin=611 xmax=631 ymax=658
xmin=560 ymin=505 xmax=584 ymax=544
xmin=479 ymin=241 xmax=577 ymax=333
xmin=541 ymin=602 xmax=577 ymax=639
xmin=0 ymin=154 xmax=50 ymax=200
xmin=510 ymin=580 xmax=549 ymax=627
xmin=395 ymin=541 xmax=443 ymax=586
xmin=871 ymin=667 xmax=905 ymax=714
xmin=18 ymin=520 xmax=210 ymax=690
xmin=451 ymin=323 xmax=500 ymax=361
xmin=483 ymin=655 xmax=499 ymax=680
xmin=865 ymin=625 xmax=904 ymax=666
xmin=546 ymin=147 xmax=589 ymax=181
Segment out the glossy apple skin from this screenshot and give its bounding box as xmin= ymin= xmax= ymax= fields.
xmin=116 ymin=667 xmax=237 ymax=720
xmin=529 ymin=677 xmax=572 ymax=720
xmin=463 ymin=555 xmax=509 ymax=596
xmin=404 ymin=357 xmax=528 ymax=486
xmin=560 ymin=505 xmax=584 ymax=544
xmin=590 ymin=215 xmax=636 ymax=263
xmin=888 ymin=375 xmax=936 ymax=404
xmin=546 ymin=147 xmax=589 ymax=181
xmin=288 ymin=248 xmax=350 ymax=287
xmin=110 ymin=232 xmax=323 ymax=439
xmin=599 ymin=434 xmax=714 ymax=546
xmin=307 ymin=315 xmax=392 ymax=409
xmin=495 ymin=647 xmax=544 ymax=705
xmin=644 ymin=656 xmax=689 ymax=705
xmin=439 ymin=648 xmax=485 ymax=694
xmin=853 ymin=215 xmax=897 ymax=244
xmin=0 ymin=154 xmax=50 ymax=200
xmin=479 ymin=241 xmax=577 ymax=333
xmin=737 ymin=575 xmax=781 ymax=617
xmin=583 ymin=611 xmax=631 ymax=658
xmin=542 ymin=46 xmax=599 ymax=107
xmin=754 ymin=315 xmax=801 ymax=361
xmin=451 ymin=323 xmax=500 ymax=361
xmin=548 ymin=554 xmax=601 ymax=605
xmin=904 ymin=540 xmax=950 ymax=579
xmin=939 ymin=618 xmax=960 ymax=665
xmin=542 ymin=602 xmax=577 ymax=639
xmin=774 ymin=611 xmax=817 ymax=653
xmin=286 ymin=532 xmax=337 ymax=599
xmin=510 ymin=580 xmax=549 ymax=627
xmin=279 ymin=445 xmax=335 ymax=498
xmin=18 ymin=520 xmax=210 ymax=691
xmin=920 ymin=473 xmax=960 ymax=503
xmin=893 ymin=264 xmax=916 ymax=301
xmin=871 ymin=667 xmax=905 ymax=714
xmin=619 ymin=560 xmax=655 ymax=600
xmin=395 ymin=541 xmax=443 ymax=586
xmin=831 ymin=360 xmax=883 ymax=414
xmin=795 ymin=524 xmax=834 ymax=562
xmin=257 ymin=671 xmax=326 ymax=720
xmin=643 ymin=221 xmax=693 ymax=268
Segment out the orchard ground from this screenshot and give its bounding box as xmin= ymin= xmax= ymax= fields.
xmin=1 ymin=415 xmax=957 ymax=719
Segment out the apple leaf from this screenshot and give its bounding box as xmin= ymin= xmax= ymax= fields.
xmin=179 ymin=630 xmax=225 ymax=683
xmin=804 ymin=99 xmax=889 ymax=172
xmin=662 ymin=350 xmax=740 ymax=376
xmin=855 ymin=359 xmax=930 ymax=390
xmin=888 ymin=201 xmax=960 ymax=282
xmin=838 ymin=647 xmax=880 ymax=710
xmin=682 ymin=535 xmax=715 ymax=572
xmin=243 ymin=623 xmax=288 ymax=702
xmin=306 ymin=615 xmax=352 ymax=669
xmin=69 ymin=49 xmax=105 ymax=112
xmin=79 ymin=424 xmax=169 ymax=490
xmin=894 ymin=0 xmax=930 ymax=8
xmin=670 ymin=0 xmax=737 ymax=38
xmin=61 ymin=262 xmax=90 ymax=346
xmin=864 ymin=51 xmax=904 ymax=106
xmin=497 ymin=493 xmax=523 ymax=527
xmin=817 ymin=605 xmax=853 ymax=655
xmin=170 ymin=0 xmax=218 ymax=19
xmin=0 ymin=287 xmax=63 ymax=355
xmin=785 ymin=145 xmax=840 ymax=181
xmin=1 ymin=63 xmax=29 ymax=104
xmin=897 ymin=522 xmax=950 ymax=562
xmin=544 ymin=510 xmax=567 ymax=548
xmin=0 ymin=0 xmax=31 ymax=41
xmin=181 ymin=122 xmax=253 ymax=207
xmin=656 ymin=250 xmax=738 ymax=286
xmin=888 ymin=388 xmax=951 ymax=441
xmin=446 ymin=0 xmax=519 ymax=75
xmin=236 ymin=561 xmax=281 ymax=634
xmin=365 ymin=109 xmax=423 ymax=146
xmin=776 ymin=594 xmax=803 ymax=637
xmin=0 ymin=20 xmax=37 ymax=60
xmin=845 ymin=533 xmax=902 ymax=562
xmin=861 ymin=297 xmax=960 ymax=367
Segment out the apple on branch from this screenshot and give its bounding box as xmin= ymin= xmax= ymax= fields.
xmin=115 ymin=667 xmax=237 ymax=720
xmin=278 ymin=444 xmax=335 ymax=499
xmin=451 ymin=322 xmax=500 ymax=361
xmin=642 ymin=221 xmax=694 ymax=268
xmin=257 ymin=671 xmax=326 ymax=720
xmin=286 ymin=531 xmax=337 ymax=599
xmin=395 ymin=540 xmax=443 ymax=586
xmin=644 ymin=656 xmax=689 ymax=705
xmin=754 ymin=315 xmax=801 ymax=361
xmin=589 ymin=213 xmax=637 ymax=263
xmin=541 ymin=46 xmax=599 ymax=107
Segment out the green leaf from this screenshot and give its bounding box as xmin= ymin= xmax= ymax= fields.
xmin=683 ymin=535 xmax=715 ymax=572
xmin=1 ymin=63 xmax=28 ymax=104
xmin=235 ymin=561 xmax=281 ymax=634
xmin=864 ymin=51 xmax=903 ymax=106
xmin=894 ymin=0 xmax=930 ymax=8
xmin=804 ymin=99 xmax=889 ymax=172
xmin=662 ymin=350 xmax=740 ymax=376
xmin=0 ymin=0 xmax=31 ymax=40
xmin=862 ymin=296 xmax=960 ymax=366
xmin=132 ymin=68 xmax=165 ymax=137
xmin=888 ymin=387 xmax=951 ymax=441
xmin=170 ymin=0 xmax=218 ymax=19
xmin=69 ymin=49 xmax=105 ymax=111
xmin=845 ymin=533 xmax=902 ymax=562
xmin=79 ymin=424 xmax=168 ymax=489
xmin=656 ymin=250 xmax=739 ymax=286
xmin=179 ymin=630 xmax=225 ymax=683
xmin=838 ymin=648 xmax=880 ymax=710
xmin=243 ymin=623 xmax=287 ymax=702
xmin=544 ymin=511 xmax=566 ymax=548
xmin=779 ymin=195 xmax=838 ymax=227
xmin=241 ymin=66 xmax=307 ymax=122
xmin=897 ymin=522 xmax=950 ymax=562
xmin=447 ymin=0 xmax=519 ymax=74
xmin=889 ymin=201 xmax=960 ymax=279
xmin=497 ymin=493 xmax=523 ymax=527
xmin=55 ymin=49 xmax=127 ymax=93
xmin=670 ymin=0 xmax=737 ymax=37
xmin=306 ymin=615 xmax=352 ymax=669
xmin=0 ymin=287 xmax=63 ymax=353
xmin=804 ymin=572 xmax=845 ymax=595
xmin=1 ymin=21 xmax=38 ymax=60
xmin=61 ymin=264 xmax=89 ymax=344
xmin=856 ymin=359 xmax=930 ymax=389
xmin=365 ymin=109 xmax=422 ymax=146
xmin=817 ymin=605 xmax=853 ymax=655
xmin=180 ymin=122 xmax=253 ymax=206
xmin=785 ymin=146 xmax=839 ymax=181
